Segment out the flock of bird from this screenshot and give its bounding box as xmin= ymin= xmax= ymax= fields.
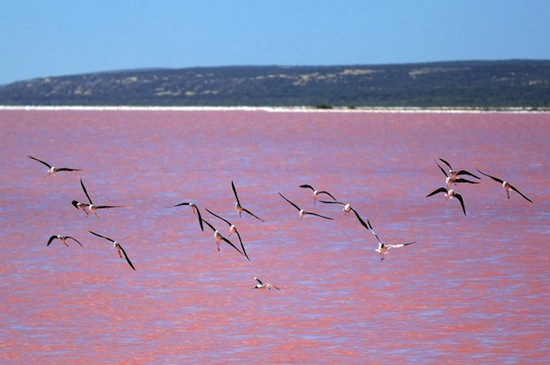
xmin=426 ymin=157 xmax=533 ymax=216
xmin=29 ymin=153 xmax=533 ymax=290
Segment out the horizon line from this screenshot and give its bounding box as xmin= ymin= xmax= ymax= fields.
xmin=1 ymin=105 xmax=547 ymax=114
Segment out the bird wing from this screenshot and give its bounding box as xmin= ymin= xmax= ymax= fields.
xmin=318 ymin=200 xmax=345 ymax=206
xmin=434 ymin=160 xmax=448 ymax=177
xmin=80 ymin=178 xmax=94 ymax=204
xmin=457 ymin=169 xmax=480 ymax=179
xmin=47 ymin=235 xmax=57 ymax=246
xmin=28 ymin=155 xmax=52 ymax=168
xmin=426 ymin=187 xmax=447 ymax=197
xmin=304 ymin=211 xmax=334 ymax=220
xmin=317 ymin=191 xmax=337 ymax=201
xmin=95 ymin=205 xmax=124 ymax=209
xmin=231 ymin=181 xmax=241 ymax=205
xmin=56 ymin=168 xmax=81 ymax=172
xmin=89 ymin=230 xmax=115 ymax=242
xmin=242 ymin=208 xmax=265 ymax=222
xmin=386 ymin=241 xmax=416 ymax=249
xmin=476 ymin=169 xmax=504 ymax=184
xmin=201 ymin=219 xmax=216 ymax=232
xmin=510 ymin=184 xmax=533 ymax=203
xmin=366 ymin=219 xmax=382 ymax=244
xmin=72 ymin=200 xmax=88 ymax=209
xmin=454 ymin=193 xmax=467 ymax=215
xmin=67 ymin=236 xmax=84 ymax=247
xmin=205 ymin=208 xmax=232 ymax=226
xmin=352 ymin=209 xmax=370 ymax=230
xmin=173 ymin=202 xmax=204 ymax=231
xmin=173 ymin=202 xmax=191 ymax=207
xmin=438 ymin=157 xmax=453 ymax=171
xmin=220 ymin=235 xmax=245 ymax=256
xmin=233 ymin=230 xmax=250 ymax=261
xmin=195 ymin=205 xmax=204 ymax=231
xmin=278 ymin=192 xmax=301 ymax=211
xmin=255 ymin=277 xmax=264 ymax=285
xmin=299 ymin=184 xmax=315 ymax=191
xmin=455 ymin=178 xmax=479 ymax=185
xmin=118 ymin=244 xmax=136 ymax=271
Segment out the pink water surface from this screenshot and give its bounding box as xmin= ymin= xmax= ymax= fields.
xmin=1 ymin=108 xmax=549 ymax=364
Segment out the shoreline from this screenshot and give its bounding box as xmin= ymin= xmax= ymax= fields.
xmin=0 ymin=105 xmax=548 ymax=113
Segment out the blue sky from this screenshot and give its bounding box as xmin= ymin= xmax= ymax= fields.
xmin=1 ymin=0 xmax=549 ymax=85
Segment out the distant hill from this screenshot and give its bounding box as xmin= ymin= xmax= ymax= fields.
xmin=1 ymin=60 xmax=549 ymax=108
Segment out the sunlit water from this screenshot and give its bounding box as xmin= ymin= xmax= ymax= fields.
xmin=1 ymin=108 xmax=549 ymax=364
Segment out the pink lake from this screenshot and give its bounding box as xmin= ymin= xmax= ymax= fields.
xmin=1 ymin=108 xmax=549 ymax=364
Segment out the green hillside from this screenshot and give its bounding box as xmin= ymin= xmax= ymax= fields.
xmin=1 ymin=60 xmax=549 ymax=108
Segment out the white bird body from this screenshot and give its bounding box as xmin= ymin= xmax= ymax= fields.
xmin=172 ymin=201 xmax=204 ymax=231
xmin=254 ymin=277 xmax=280 ymax=290
xmin=201 ymin=218 xmax=246 ymax=258
xmin=299 ymin=184 xmax=337 ymax=204
xmin=78 ymin=178 xmax=123 ymax=218
xmin=205 ymin=208 xmax=250 ymax=261
xmin=434 ymin=158 xmax=479 ymax=189
xmin=363 ymin=219 xmax=415 ymax=261
xmin=231 ymin=181 xmax=265 ymax=221
xmin=89 ymin=231 xmax=136 ymax=270
xmin=426 ymin=187 xmax=467 ymax=215
xmin=477 ymin=169 xmax=533 ymax=203
xmin=279 ymin=192 xmax=334 ymax=220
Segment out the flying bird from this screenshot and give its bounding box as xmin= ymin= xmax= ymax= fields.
xmin=426 ymin=187 xmax=467 ymax=215
xmin=231 ymin=181 xmax=265 ymax=222
xmin=71 ymin=200 xmax=91 ymax=215
xmin=299 ymin=184 xmax=337 ymax=204
xmin=201 ymin=219 xmax=246 ymax=258
xmin=434 ymin=159 xmax=479 ymax=189
xmin=278 ymin=192 xmax=334 ymax=220
xmin=172 ymin=202 xmax=204 ymax=231
xmin=318 ymin=200 xmax=354 ymax=215
xmin=253 ymin=277 xmax=281 ymax=290
xmin=47 ymin=235 xmax=83 ymax=247
xmin=319 ymin=200 xmax=372 ymax=227
xmin=205 ymin=208 xmax=250 ymax=261
xmin=438 ymin=158 xmax=480 ymax=180
xmin=476 ymin=169 xmax=533 ymax=203
xmin=28 ymin=155 xmax=81 ymax=177
xmin=364 ymin=219 xmax=416 ymax=261
xmin=78 ymin=178 xmax=123 ymax=218
xmin=89 ymin=231 xmax=136 ymax=270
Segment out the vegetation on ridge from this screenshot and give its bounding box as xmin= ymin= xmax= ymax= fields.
xmin=0 ymin=60 xmax=549 ymax=108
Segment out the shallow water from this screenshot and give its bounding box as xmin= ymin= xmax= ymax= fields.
xmin=1 ymin=108 xmax=549 ymax=364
